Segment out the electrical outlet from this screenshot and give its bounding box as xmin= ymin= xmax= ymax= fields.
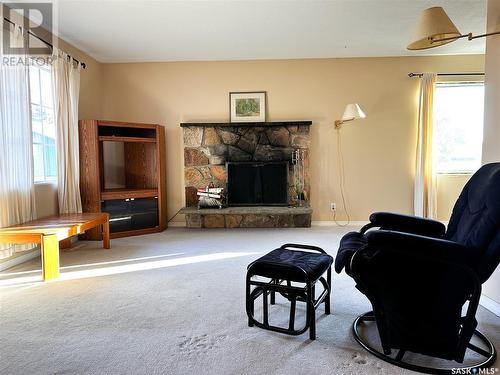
xmin=330 ymin=203 xmax=337 ymax=211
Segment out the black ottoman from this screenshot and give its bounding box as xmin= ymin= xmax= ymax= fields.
xmin=246 ymin=243 xmax=333 ymax=340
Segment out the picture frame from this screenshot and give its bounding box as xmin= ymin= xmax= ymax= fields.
xmin=229 ymin=91 xmax=266 ymax=123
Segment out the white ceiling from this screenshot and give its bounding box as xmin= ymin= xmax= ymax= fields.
xmin=33 ymin=0 xmax=491 ymax=62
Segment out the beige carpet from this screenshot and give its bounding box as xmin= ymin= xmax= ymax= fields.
xmin=0 ymin=227 xmax=498 ymax=375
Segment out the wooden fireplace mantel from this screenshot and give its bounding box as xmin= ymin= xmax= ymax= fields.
xmin=180 ymin=121 xmax=312 ymax=128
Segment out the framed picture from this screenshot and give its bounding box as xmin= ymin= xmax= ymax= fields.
xmin=229 ymin=91 xmax=266 ymax=122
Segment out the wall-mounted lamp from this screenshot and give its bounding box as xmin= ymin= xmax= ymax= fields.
xmin=334 ymin=103 xmax=366 ymax=129
xmin=332 ymin=103 xmax=366 ymax=226
xmin=407 ymin=6 xmax=500 ymax=50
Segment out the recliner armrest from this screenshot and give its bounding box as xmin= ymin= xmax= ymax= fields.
xmin=368 ymin=212 xmax=446 ymax=237
xmin=365 ymin=230 xmax=475 ymax=264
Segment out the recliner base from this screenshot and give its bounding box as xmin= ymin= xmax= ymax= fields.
xmin=352 ymin=311 xmax=497 ymax=375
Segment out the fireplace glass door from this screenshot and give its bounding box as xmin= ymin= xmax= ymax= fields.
xmin=226 ymin=161 xmax=288 ymax=206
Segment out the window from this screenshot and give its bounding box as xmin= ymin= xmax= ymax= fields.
xmin=29 ymin=65 xmax=56 ymax=183
xmin=433 ymin=82 xmax=484 ymax=174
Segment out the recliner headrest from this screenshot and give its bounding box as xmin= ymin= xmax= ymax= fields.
xmin=467 ymin=163 xmax=500 ymax=214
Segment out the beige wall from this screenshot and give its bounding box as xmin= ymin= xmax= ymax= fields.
xmin=482 ymin=0 xmax=500 ymax=164
xmin=482 ymin=0 xmax=500 ymax=307
xmin=97 ymin=55 xmax=484 ymax=223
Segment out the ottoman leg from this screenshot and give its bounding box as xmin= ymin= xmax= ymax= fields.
xmin=270 ymin=279 xmax=276 ymax=305
xmin=325 ymin=267 xmax=331 ymax=315
xmin=263 ymin=288 xmax=269 ymax=326
xmin=246 ymin=275 xmax=254 ymax=327
xmin=289 ymin=295 xmax=296 ymax=331
xmin=308 ymin=283 xmax=316 ymax=340
xmin=248 ymin=299 xmax=254 ymax=327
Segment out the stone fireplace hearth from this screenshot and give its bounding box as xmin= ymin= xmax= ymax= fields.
xmin=181 ymin=121 xmax=312 ymax=228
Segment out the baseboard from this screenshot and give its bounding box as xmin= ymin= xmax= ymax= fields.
xmin=480 ymin=294 xmax=500 ymax=317
xmin=0 ymin=248 xmax=40 ymax=271
xmin=311 ymin=221 xmax=368 ymax=227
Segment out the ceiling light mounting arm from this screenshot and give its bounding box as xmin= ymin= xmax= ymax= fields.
xmin=431 ymin=31 xmax=500 ymax=44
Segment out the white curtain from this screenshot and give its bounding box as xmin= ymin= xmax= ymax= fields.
xmin=414 ymin=73 xmax=437 ymax=218
xmin=0 ymin=26 xmax=37 ymax=259
xmin=52 ymin=50 xmax=82 ymax=214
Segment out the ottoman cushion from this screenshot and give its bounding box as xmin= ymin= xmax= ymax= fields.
xmin=248 ymin=248 xmax=333 ymax=282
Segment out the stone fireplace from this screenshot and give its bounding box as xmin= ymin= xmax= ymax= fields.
xmin=181 ymin=121 xmax=312 ymax=228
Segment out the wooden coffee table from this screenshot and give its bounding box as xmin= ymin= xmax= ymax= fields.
xmin=0 ymin=213 xmax=110 ymax=281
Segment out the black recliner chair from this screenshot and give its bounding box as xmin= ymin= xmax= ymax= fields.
xmin=336 ymin=162 xmax=500 ymax=374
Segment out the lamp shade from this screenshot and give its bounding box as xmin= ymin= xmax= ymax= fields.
xmin=407 ymin=7 xmax=461 ymax=50
xmin=341 ymin=103 xmax=366 ymax=121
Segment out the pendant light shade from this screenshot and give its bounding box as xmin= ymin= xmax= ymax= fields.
xmin=407 ymin=7 xmax=461 ymax=50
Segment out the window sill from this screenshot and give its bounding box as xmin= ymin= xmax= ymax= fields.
xmin=34 ymin=181 xmax=57 ymax=186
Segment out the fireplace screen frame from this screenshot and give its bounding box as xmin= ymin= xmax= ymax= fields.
xmin=226 ymin=161 xmax=289 ymax=206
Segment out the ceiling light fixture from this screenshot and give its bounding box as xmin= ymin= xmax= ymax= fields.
xmin=407 ymin=6 xmax=500 ymax=50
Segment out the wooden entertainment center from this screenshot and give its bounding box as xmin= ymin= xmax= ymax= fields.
xmin=78 ymin=120 xmax=167 ymax=239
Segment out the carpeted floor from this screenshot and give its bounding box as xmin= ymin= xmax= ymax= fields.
xmin=0 ymin=227 xmax=498 ymax=375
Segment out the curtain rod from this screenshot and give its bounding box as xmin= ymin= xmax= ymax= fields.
xmin=408 ymin=72 xmax=484 ymax=78
xmin=3 ymin=17 xmax=87 ymax=69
